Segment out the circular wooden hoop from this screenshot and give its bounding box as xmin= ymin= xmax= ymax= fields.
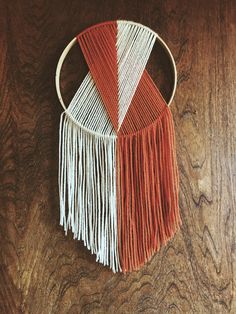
xmin=55 ymin=20 xmax=177 ymax=111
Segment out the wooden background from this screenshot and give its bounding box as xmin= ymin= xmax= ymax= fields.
xmin=0 ymin=0 xmax=235 ymax=313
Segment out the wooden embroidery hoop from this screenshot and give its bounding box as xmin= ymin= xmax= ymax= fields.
xmin=55 ymin=20 xmax=177 ymax=111
xmin=57 ymin=20 xmax=181 ymax=273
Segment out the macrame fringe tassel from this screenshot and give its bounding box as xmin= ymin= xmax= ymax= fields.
xmin=117 ymin=106 xmax=182 ymax=272
xmin=59 ymin=113 xmax=120 ymax=273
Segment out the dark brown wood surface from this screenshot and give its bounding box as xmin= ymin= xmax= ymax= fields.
xmin=0 ymin=0 xmax=235 ymax=313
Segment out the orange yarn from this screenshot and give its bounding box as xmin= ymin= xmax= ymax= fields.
xmin=116 ymin=70 xmax=181 ymax=271
xmin=77 ymin=21 xmax=119 ymax=131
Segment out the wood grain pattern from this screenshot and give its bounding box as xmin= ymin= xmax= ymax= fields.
xmin=0 ymin=0 xmax=235 ymax=313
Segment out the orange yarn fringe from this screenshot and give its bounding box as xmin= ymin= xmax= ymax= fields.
xmin=117 ymin=107 xmax=182 ymax=272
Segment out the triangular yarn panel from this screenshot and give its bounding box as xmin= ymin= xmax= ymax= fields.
xmin=117 ymin=21 xmax=156 ymax=129
xmin=118 ymin=70 xmax=167 ymax=135
xmin=66 ymin=72 xmax=115 ymax=136
xmin=77 ymin=21 xmax=119 ymax=131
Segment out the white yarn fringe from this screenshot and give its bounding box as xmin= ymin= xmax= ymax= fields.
xmin=59 ymin=113 xmax=120 ymax=273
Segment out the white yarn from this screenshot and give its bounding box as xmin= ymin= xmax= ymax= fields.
xmin=59 ymin=74 xmax=120 ymax=272
xmin=116 ymin=21 xmax=156 ymax=128
xmin=67 ymin=72 xmax=116 ymax=136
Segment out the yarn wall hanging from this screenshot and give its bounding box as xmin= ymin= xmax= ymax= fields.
xmin=55 ymin=20 xmax=182 ymax=273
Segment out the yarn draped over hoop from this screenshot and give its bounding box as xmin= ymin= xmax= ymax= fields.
xmin=58 ymin=20 xmax=182 ymax=273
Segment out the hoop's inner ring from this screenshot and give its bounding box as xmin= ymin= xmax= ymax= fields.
xmin=146 ymin=40 xmax=175 ymax=105
xmin=59 ymin=42 xmax=88 ymax=108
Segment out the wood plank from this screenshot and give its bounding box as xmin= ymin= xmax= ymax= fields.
xmin=0 ymin=0 xmax=235 ymax=312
